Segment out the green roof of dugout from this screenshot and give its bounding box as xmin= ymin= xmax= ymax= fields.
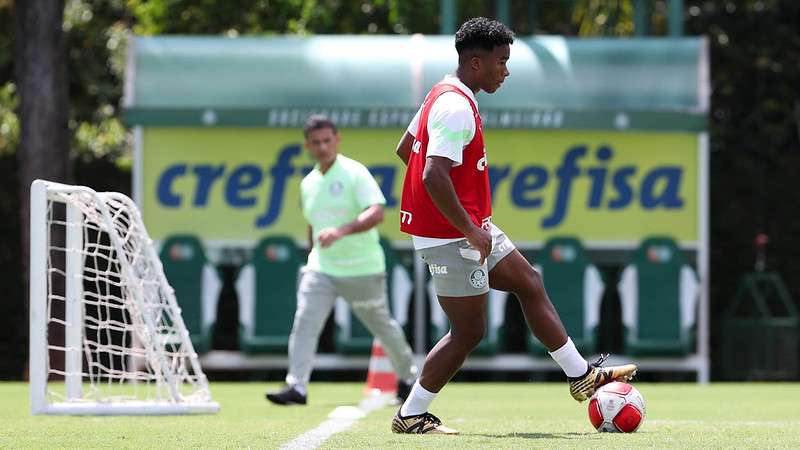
xmin=123 ymin=35 xmax=708 ymax=131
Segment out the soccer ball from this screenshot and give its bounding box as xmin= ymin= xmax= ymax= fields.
xmin=588 ymin=382 xmax=645 ymax=433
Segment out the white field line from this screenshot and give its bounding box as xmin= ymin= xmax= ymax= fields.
xmin=279 ymin=394 xmax=392 ymax=450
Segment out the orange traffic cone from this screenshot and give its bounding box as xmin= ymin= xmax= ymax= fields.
xmin=364 ymin=339 xmax=397 ymax=396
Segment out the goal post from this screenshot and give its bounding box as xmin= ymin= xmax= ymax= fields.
xmin=29 ymin=179 xmax=220 ymax=415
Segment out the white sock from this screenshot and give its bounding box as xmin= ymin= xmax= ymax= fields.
xmin=548 ymin=337 xmax=589 ymax=378
xmin=399 ymin=380 xmax=437 ymax=417
xmin=292 ymin=384 xmax=307 ymax=396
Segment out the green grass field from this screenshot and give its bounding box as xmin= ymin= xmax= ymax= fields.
xmin=1 ymin=382 xmax=799 ymax=448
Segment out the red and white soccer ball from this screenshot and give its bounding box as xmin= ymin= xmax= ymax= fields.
xmin=588 ymin=382 xmax=645 ymax=433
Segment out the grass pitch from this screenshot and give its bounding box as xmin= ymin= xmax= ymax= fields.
xmin=1 ymin=382 xmax=799 ymax=448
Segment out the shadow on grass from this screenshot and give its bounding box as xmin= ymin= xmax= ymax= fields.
xmin=473 ymin=432 xmax=597 ymax=440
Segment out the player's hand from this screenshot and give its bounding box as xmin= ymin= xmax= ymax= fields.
xmin=317 ymin=227 xmax=344 ymax=248
xmin=465 ymin=225 xmax=492 ymax=265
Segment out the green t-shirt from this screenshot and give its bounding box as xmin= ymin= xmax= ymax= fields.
xmin=301 ymin=154 xmax=386 ymax=277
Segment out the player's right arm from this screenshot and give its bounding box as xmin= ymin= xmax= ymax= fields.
xmin=395 ymin=131 xmax=414 ymax=166
xmin=419 ymin=92 xmax=491 ymax=262
xmin=397 ymin=105 xmax=423 ymax=166
xmin=422 ymin=156 xmax=491 ymax=263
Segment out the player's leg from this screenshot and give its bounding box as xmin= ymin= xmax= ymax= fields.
xmin=488 ymin=248 xmax=570 ymax=351
xmin=266 ymin=269 xmax=336 ymax=405
xmin=487 ymin=227 xmax=636 ymax=401
xmin=335 ymin=273 xmax=417 ymax=399
xmin=418 ymin=293 xmax=488 ymax=391
xmin=393 ymin=240 xmax=488 ymax=435
xmin=392 ymin=293 xmax=485 ymax=435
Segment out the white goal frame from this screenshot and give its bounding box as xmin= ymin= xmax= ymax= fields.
xmin=29 ymin=179 xmax=219 ymax=415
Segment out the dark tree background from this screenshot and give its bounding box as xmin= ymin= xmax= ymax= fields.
xmin=687 ymin=1 xmax=800 ymax=376
xmin=1 ymin=0 xmax=798 ymax=379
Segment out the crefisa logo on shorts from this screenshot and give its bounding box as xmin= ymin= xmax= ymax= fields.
xmin=469 ymin=267 xmax=487 ymax=289
xmin=429 ymin=264 xmax=448 ymax=275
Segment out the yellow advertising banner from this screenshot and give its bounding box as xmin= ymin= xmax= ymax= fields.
xmin=141 ymin=128 xmax=698 ymax=245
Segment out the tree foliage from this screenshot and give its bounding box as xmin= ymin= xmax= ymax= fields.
xmin=685 ymin=0 xmax=800 ymax=376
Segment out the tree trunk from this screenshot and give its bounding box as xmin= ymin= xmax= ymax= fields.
xmin=15 ymin=0 xmax=68 ymax=378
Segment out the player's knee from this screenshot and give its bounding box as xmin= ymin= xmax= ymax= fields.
xmin=516 ymin=265 xmax=545 ymax=298
xmin=467 ymin=326 xmax=488 ymax=349
xmin=452 ymin=325 xmax=486 ymax=350
xmin=294 ymin=314 xmax=323 ymax=334
xmin=508 ymin=269 xmax=548 ymax=308
xmin=351 ymin=298 xmax=385 ymax=312
xmin=529 ymin=267 xmax=545 ymax=292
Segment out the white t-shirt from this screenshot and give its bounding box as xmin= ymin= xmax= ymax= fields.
xmin=406 ymin=75 xmax=478 ymax=250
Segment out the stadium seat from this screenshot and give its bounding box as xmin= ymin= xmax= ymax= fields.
xmin=428 ymin=280 xmax=507 ymax=355
xmin=618 ymin=236 xmax=699 ymax=356
xmin=527 ymin=237 xmax=604 ymax=355
xmin=235 ymin=236 xmax=301 ymax=353
xmin=334 ymin=236 xmax=412 ymax=354
xmin=159 ymin=235 xmax=222 ymax=354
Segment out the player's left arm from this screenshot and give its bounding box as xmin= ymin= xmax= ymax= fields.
xmin=317 ymin=164 xmax=387 ymax=248
xmin=395 ymin=131 xmax=414 ymax=166
xmin=397 ymin=106 xmax=421 ymax=166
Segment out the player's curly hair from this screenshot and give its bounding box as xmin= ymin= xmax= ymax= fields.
xmin=455 ymin=17 xmax=514 ymax=54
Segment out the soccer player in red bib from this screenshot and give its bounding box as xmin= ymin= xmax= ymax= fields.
xmin=391 ymin=18 xmax=638 ymax=435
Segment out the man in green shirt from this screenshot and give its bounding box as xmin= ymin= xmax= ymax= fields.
xmin=267 ymin=115 xmax=416 ymax=405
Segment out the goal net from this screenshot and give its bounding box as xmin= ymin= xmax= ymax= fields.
xmin=29 ymin=180 xmax=219 ymax=415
